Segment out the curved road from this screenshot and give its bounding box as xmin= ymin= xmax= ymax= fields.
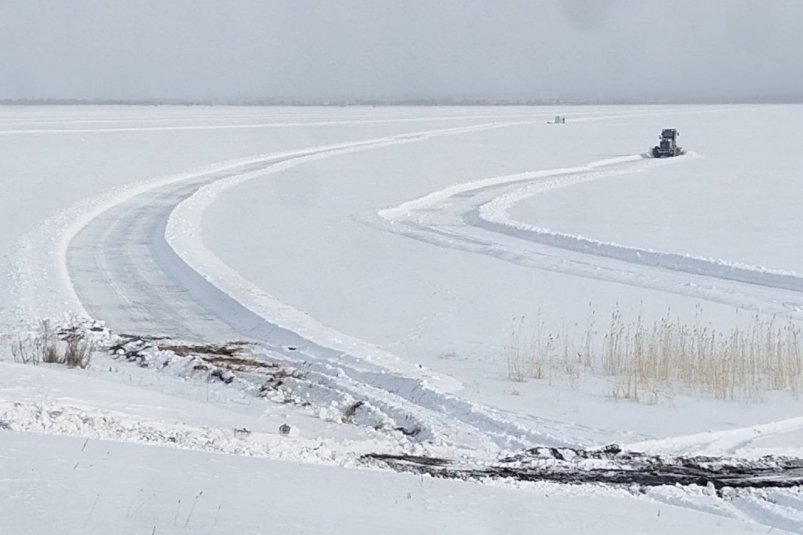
xmin=66 ymin=125 xmax=598 ymax=452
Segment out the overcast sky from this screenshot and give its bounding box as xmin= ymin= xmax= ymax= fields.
xmin=1 ymin=0 xmax=802 ymax=103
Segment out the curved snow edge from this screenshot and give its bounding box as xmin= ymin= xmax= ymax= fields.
xmin=165 ymin=121 xmax=539 ymax=393
xmin=12 ymin=144 xmax=356 ymax=323
xmin=478 ymin=152 xmax=803 ymax=294
xmin=379 ymin=153 xmax=644 ymax=221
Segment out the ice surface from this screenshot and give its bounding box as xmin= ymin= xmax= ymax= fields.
xmin=3 ymin=105 xmax=803 ymax=533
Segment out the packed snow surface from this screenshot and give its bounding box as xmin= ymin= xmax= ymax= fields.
xmin=3 ymin=105 xmax=803 ymax=533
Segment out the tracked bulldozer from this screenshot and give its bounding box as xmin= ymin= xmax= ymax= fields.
xmin=652 ymin=129 xmax=682 ymax=158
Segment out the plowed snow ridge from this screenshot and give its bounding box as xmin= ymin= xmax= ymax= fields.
xmin=59 ymin=119 xmax=605 ymax=453
xmin=478 ymin=154 xmax=803 ymax=294
xmin=377 ymin=152 xmax=803 ymax=319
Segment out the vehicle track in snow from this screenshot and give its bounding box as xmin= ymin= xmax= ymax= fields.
xmin=374 ymin=153 xmax=803 ymax=320
xmin=61 ymin=109 xmax=803 ymax=457
xmin=66 ymin=120 xmax=608 ymax=453
xmin=40 ymin=107 xmax=803 ymax=535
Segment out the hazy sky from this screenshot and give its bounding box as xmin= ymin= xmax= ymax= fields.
xmin=1 ymin=0 xmax=802 ymax=102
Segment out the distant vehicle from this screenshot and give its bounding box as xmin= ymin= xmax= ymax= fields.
xmin=652 ymin=129 xmax=682 ymax=158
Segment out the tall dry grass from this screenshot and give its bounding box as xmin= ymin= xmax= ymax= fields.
xmin=507 ymin=308 xmax=803 ymax=401
xmin=11 ymin=319 xmax=93 ymax=369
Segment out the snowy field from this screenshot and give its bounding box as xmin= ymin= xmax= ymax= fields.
xmin=2 ymin=105 xmax=803 ymax=533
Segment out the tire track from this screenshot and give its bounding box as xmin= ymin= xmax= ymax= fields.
xmin=375 ymin=153 xmax=803 ymax=319
xmin=66 ymin=119 xmax=601 ymax=452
